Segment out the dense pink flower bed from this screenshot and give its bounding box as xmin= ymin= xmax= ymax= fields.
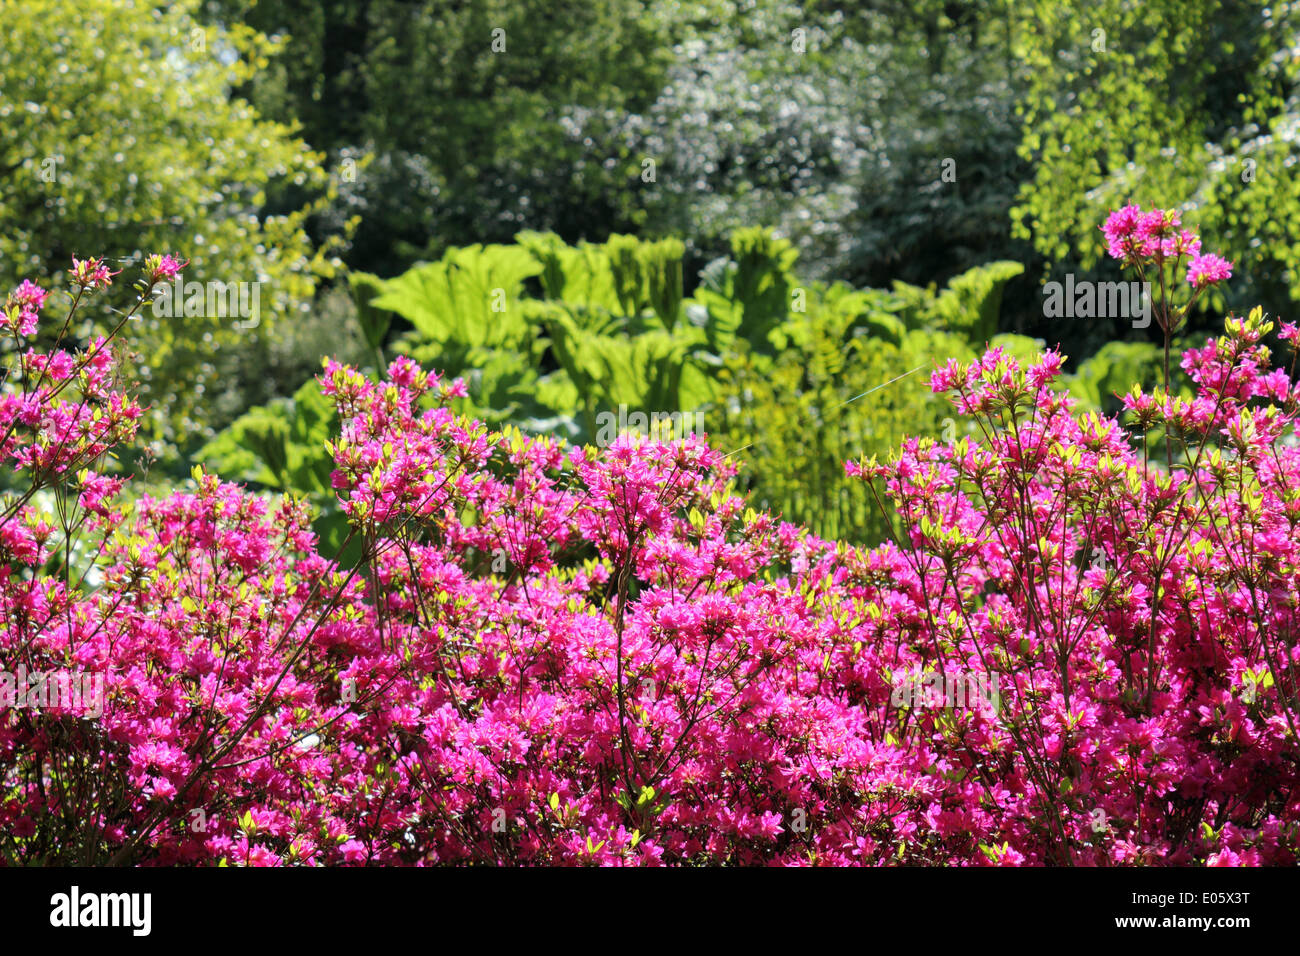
xmin=1 ymin=222 xmax=1298 ymax=865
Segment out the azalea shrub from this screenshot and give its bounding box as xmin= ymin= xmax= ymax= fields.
xmin=2 ymin=211 xmax=1298 ymax=865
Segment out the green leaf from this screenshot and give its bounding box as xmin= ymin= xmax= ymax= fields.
xmin=348 ymin=271 xmax=393 ymax=352
xmin=371 ymin=244 xmax=542 ymax=355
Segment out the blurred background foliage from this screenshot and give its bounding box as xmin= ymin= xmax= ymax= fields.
xmin=0 ymin=0 xmax=348 ymax=459
xmin=5 ymin=0 xmax=1299 ymax=545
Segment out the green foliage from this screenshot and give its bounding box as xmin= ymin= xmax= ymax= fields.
xmin=200 ymin=226 xmax=1027 ymax=547
xmin=538 ymin=302 xmax=713 ymax=440
xmin=370 ymin=244 xmax=541 ymax=351
xmin=603 ymin=235 xmax=687 ymax=329
xmin=370 ymin=244 xmax=560 ymax=428
xmin=1060 ymin=340 xmax=1164 ymax=416
xmin=205 ymin=0 xmax=1033 ymax=307
xmin=608 ymin=0 xmax=1032 ymax=293
xmin=893 ymin=261 xmax=1028 ymax=344
xmin=987 ymin=332 xmax=1054 ymax=366
xmin=380 ymin=233 xmax=704 ymax=441
xmin=206 ymin=0 xmax=673 ymax=274
xmin=709 ymin=255 xmax=1028 ymax=544
xmin=0 ymin=0 xmax=335 ymax=451
xmin=348 ymin=271 xmax=391 ymax=368
xmin=197 ymin=378 xmax=334 ymax=496
xmin=692 ymin=228 xmax=801 ymax=355
xmin=1011 ymin=0 xmax=1299 ymax=329
xmin=516 ymin=231 xmax=622 ymax=311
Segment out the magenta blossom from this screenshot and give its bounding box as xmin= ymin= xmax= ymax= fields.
xmin=1101 ymin=204 xmax=1144 ymax=259
xmin=1103 ymin=204 xmax=1199 ymax=264
xmin=1160 ymin=229 xmax=1201 ymax=259
xmin=10 ymin=279 xmax=49 ymax=312
xmin=142 ymin=253 xmax=188 ymax=286
xmin=3 ymin=243 xmax=1298 ymax=868
xmin=68 ymin=256 xmax=119 ymax=290
xmin=1187 ymin=252 xmax=1233 ymax=288
xmin=2 ymin=280 xmax=48 ymax=337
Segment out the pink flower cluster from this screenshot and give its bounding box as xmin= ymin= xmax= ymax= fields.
xmin=1 ymin=241 xmax=1298 ymax=866
xmin=860 ymin=312 xmax=1300 ymax=865
xmin=1101 ymin=204 xmax=1232 ymax=289
xmin=142 ymin=253 xmax=187 ymax=287
xmin=2 ymin=280 xmax=48 ymax=338
xmin=68 ymin=256 xmax=120 ymax=291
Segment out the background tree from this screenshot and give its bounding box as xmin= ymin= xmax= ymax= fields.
xmin=0 ymin=0 xmax=338 ymax=458
xmin=1010 ymin=0 xmax=1300 ymax=358
xmin=204 ymin=0 xmax=673 ymax=276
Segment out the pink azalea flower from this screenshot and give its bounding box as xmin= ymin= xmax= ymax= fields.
xmin=143 ymin=253 xmax=188 ymax=285
xmin=1186 ymin=252 xmax=1233 ymax=288
xmin=68 ymin=256 xmax=120 ymax=290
